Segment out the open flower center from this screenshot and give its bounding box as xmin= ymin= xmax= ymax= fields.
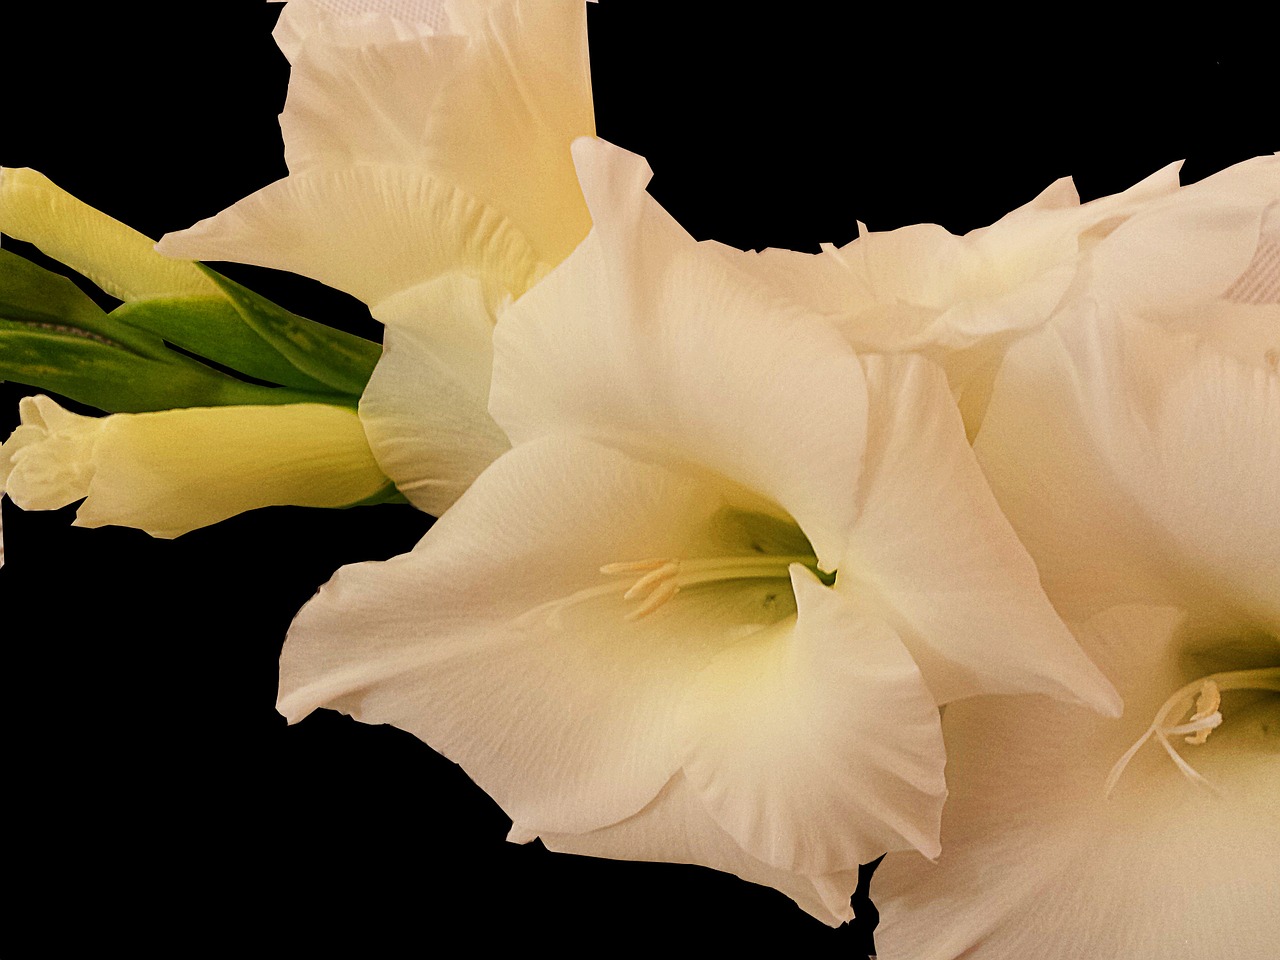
xmin=599 ymin=554 xmax=832 ymax=620
xmin=1105 ymin=667 xmax=1280 ymax=796
xmin=530 ymin=546 xmax=834 ymax=630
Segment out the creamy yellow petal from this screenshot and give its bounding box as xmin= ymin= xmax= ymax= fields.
xmin=491 ymin=139 xmax=867 ymax=570
xmin=275 ymin=0 xmax=593 ymax=266
xmin=0 ymin=167 xmax=215 ymax=301
xmin=1 ymin=396 xmax=389 ymax=538
xmin=159 ymin=165 xmax=539 ymax=309
xmin=976 ymin=304 xmax=1280 ymax=625
xmin=677 ymin=566 xmax=947 ymax=874
xmin=358 ymin=274 xmax=511 ymax=516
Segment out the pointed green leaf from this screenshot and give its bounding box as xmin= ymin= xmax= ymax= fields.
xmin=0 ymin=248 xmax=169 ymax=360
xmin=110 ymin=296 xmax=349 ymax=394
xmin=0 ymin=320 xmax=334 ymax=412
xmin=198 ymin=266 xmax=381 ymax=396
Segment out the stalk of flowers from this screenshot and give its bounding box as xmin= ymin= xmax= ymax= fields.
xmin=2 ymin=2 xmax=1273 ymax=952
xmin=0 ymin=165 xmax=398 ymax=539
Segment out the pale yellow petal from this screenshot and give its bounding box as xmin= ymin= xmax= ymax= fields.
xmin=3 ymin=396 xmax=389 ymax=538
xmin=847 ymin=352 xmax=1120 ymax=714
xmin=0 ymin=167 xmax=215 ymax=301
xmin=358 ymin=274 xmax=511 ymax=516
xmin=159 ymin=165 xmax=539 ymax=309
xmin=525 ymin=772 xmax=860 ymax=927
xmin=677 ymin=566 xmax=947 ymax=874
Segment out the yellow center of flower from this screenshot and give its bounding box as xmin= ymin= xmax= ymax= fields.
xmin=1105 ymin=667 xmax=1280 ymax=797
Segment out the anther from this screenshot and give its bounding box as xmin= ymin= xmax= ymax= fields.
xmin=623 ymin=561 xmax=681 ymax=600
xmin=1183 ymin=680 xmax=1222 ymax=745
xmin=626 ymin=578 xmax=680 ymax=620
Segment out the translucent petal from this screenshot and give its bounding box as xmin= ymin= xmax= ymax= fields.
xmin=491 ymin=139 xmax=867 ymax=570
xmin=275 ymin=0 xmax=593 ymax=266
xmin=358 ymin=273 xmax=511 ymax=516
xmin=845 ymin=352 xmax=1121 ymax=714
xmin=158 ymin=165 xmax=539 ymax=309
xmin=677 ymin=566 xmax=947 ymax=874
xmin=976 ymin=305 xmax=1280 ymax=626
xmin=0 ymin=167 xmax=215 ymax=301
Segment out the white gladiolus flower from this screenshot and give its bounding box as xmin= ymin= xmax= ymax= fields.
xmin=872 ymin=155 xmax=1280 ymax=959
xmin=159 ymin=0 xmax=595 ymax=517
xmin=277 ymin=138 xmax=1120 ymax=924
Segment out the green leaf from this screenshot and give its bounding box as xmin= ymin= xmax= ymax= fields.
xmin=0 ymin=248 xmax=169 ymax=360
xmin=198 ymin=266 xmax=381 ymax=396
xmin=0 ymin=320 xmax=327 ymax=412
xmin=110 ymin=296 xmax=349 ymax=394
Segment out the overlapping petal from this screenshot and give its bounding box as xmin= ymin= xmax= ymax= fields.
xmin=522 ymin=772 xmax=861 ymax=927
xmin=706 ymin=162 xmax=1181 ymax=433
xmin=494 ymin=138 xmax=1119 ymax=715
xmin=279 ymin=433 xmax=947 ymax=916
xmin=877 ymin=155 xmax=1280 ymax=957
xmin=845 ymin=352 xmax=1121 ymax=712
xmin=492 ymin=138 xmax=869 ymax=570
xmin=159 ymin=0 xmax=595 ymax=519
xmin=975 ymin=302 xmax=1280 ymax=624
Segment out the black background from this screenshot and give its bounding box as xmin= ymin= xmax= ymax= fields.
xmin=4 ymin=5 xmax=1275 ymax=955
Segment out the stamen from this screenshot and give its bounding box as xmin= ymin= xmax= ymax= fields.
xmin=626 ymin=578 xmax=680 ymax=620
xmin=1183 ymin=680 xmax=1221 ymax=745
xmin=622 ymin=561 xmax=681 ymax=600
xmin=602 ymin=553 xmax=822 ymax=619
xmin=1104 ymin=667 xmax=1280 ymax=797
xmin=599 ymin=558 xmax=672 ymax=575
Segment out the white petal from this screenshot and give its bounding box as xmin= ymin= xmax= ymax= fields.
xmin=0 ymin=167 xmax=215 ymax=301
xmin=358 ymin=274 xmax=511 ymax=516
xmin=2 ymin=397 xmax=389 ymax=538
xmin=525 ymin=772 xmax=860 ymax=927
xmin=280 ymin=436 xmax=794 ymax=835
xmin=710 ymin=161 xmax=1182 ymax=356
xmin=273 ymin=0 xmax=450 ymax=62
xmin=677 ymin=566 xmax=947 ymax=874
xmin=276 ymin=0 xmax=593 ymax=267
xmin=158 ymin=165 xmax=539 ymax=308
xmin=845 ymin=352 xmax=1121 ymax=714
xmin=976 ymin=304 xmax=1280 ymax=626
xmin=1 ymin=395 xmax=98 ymax=509
xmin=873 ymin=605 xmax=1280 ymax=960
xmin=491 ymin=138 xmax=867 ymax=569
xmin=1088 ymin=154 xmax=1280 ymax=319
